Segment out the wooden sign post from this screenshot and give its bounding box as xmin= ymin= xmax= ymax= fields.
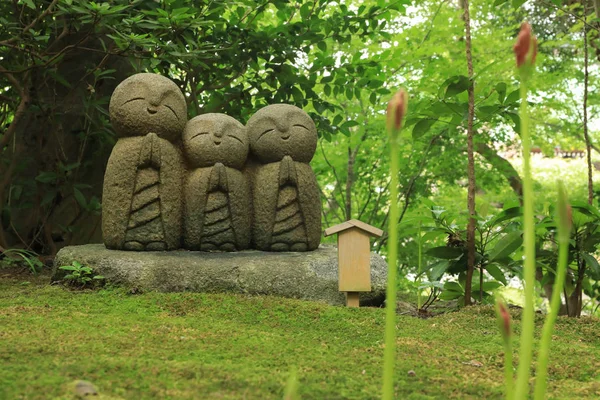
xmin=324 ymin=219 xmax=383 ymax=307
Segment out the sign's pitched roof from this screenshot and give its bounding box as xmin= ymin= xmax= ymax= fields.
xmin=323 ymin=219 xmax=383 ymax=238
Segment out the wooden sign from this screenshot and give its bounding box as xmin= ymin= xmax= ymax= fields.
xmin=324 ymin=219 xmax=383 ymax=307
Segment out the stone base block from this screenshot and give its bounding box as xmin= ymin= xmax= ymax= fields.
xmin=52 ymin=244 xmax=387 ymax=306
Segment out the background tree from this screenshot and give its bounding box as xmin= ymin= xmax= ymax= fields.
xmin=0 ymin=0 xmax=407 ymax=253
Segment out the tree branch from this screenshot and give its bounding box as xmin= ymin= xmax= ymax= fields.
xmin=319 ymin=139 xmax=347 ymax=215
xmin=0 ymin=0 xmax=59 ymax=46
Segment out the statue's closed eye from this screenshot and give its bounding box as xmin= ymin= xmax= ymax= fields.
xmin=257 ymin=128 xmax=275 ymax=141
xmin=122 ymin=97 xmax=144 ymax=106
xmin=121 ymin=97 xmax=178 ymax=119
xmin=293 ymin=124 xmax=309 ymax=130
xmin=189 ymin=131 xmax=210 ymax=140
xmin=227 ymin=134 xmax=244 ymax=144
xmin=163 ymin=104 xmax=178 ymax=119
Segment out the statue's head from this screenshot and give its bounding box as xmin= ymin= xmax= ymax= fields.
xmin=246 ymin=104 xmax=317 ymax=164
xmin=109 ymin=73 xmax=187 ymax=142
xmin=182 ymin=113 xmax=248 ymax=169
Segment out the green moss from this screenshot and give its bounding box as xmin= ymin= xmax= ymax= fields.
xmin=0 ymin=277 xmax=598 ymax=399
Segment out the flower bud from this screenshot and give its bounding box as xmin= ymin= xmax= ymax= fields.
xmin=496 ymin=298 xmax=512 ymax=344
xmin=513 ymin=22 xmax=537 ymax=68
xmin=386 ymin=89 xmax=408 ymax=135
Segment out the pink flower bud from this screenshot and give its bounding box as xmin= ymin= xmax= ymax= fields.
xmin=514 ymin=22 xmax=537 ymax=68
xmin=386 ymin=89 xmax=408 ymax=134
xmin=496 ymin=299 xmax=512 ymax=343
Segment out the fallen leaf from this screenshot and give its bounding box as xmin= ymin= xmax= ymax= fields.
xmin=462 ymin=360 xmax=483 ymax=367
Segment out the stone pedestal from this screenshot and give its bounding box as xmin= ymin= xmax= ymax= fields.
xmin=52 ymin=244 xmax=387 ymax=306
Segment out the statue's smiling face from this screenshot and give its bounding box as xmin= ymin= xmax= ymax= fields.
xmin=182 ymin=114 xmax=248 ymax=169
xmin=247 ymin=104 xmax=317 ymax=164
xmin=109 ymin=73 xmax=187 ymax=141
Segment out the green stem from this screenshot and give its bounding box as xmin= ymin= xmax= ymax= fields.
xmin=533 ymin=184 xmax=570 ymax=400
xmin=382 ymin=136 xmax=399 ymax=400
xmin=514 ymin=77 xmax=536 ymax=400
xmin=417 ymin=222 xmax=422 ymax=310
xmin=505 ymin=340 xmax=514 ymax=400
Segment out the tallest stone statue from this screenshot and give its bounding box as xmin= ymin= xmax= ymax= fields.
xmin=102 ymin=73 xmax=187 ymax=251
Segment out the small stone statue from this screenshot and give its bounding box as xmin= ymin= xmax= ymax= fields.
xmin=246 ymin=104 xmax=322 ymax=251
xmin=182 ymin=114 xmax=251 ymax=251
xmin=102 ymin=73 xmax=186 ymax=251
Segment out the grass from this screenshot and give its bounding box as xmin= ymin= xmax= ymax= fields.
xmin=0 ymin=271 xmax=599 ymax=399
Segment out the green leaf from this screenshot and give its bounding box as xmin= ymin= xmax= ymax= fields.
xmin=512 ymin=0 xmax=527 ymax=8
xmin=345 ymin=87 xmax=353 ymax=100
xmin=368 ymin=80 xmax=384 ymax=89
xmin=59 ymin=265 xmax=78 ymax=271
xmin=317 ymin=41 xmax=327 ymax=52
xmin=35 ymin=172 xmax=57 ymax=184
xmin=20 ymin=0 xmax=35 ymax=9
xmin=478 ymin=105 xmax=500 ymax=121
xmin=443 ymin=75 xmax=470 ymax=98
xmin=582 ymin=253 xmax=600 ymax=279
xmin=489 ymin=231 xmax=522 ymax=262
xmin=485 ymin=263 xmax=507 ymax=285
xmin=473 ymin=281 xmax=503 ymax=292
xmin=291 ymin=86 xmax=304 ymax=102
xmin=493 ymin=0 xmax=509 ymax=5
xmin=73 ymin=188 xmax=87 ymax=209
xmin=487 ymin=207 xmax=522 ymax=226
xmin=341 ymin=120 xmax=359 ymax=130
xmin=495 ymin=82 xmax=507 ymax=103
xmin=541 ymin=271 xmax=554 ymax=287
xmin=505 ymin=89 xmax=520 ymax=104
xmin=427 ymin=260 xmax=449 ymax=281
xmin=300 ymin=2 xmax=311 ymax=19
xmin=412 ymin=118 xmax=437 ymax=140
xmin=442 ymin=281 xmax=464 ymax=294
xmin=426 ymin=246 xmax=464 ymax=259
xmin=505 ymin=112 xmax=521 ymax=134
xmin=439 ymin=290 xmax=463 ymax=301
xmin=369 ymin=92 xmax=377 ymax=105
xmin=571 ymin=201 xmax=600 ymax=219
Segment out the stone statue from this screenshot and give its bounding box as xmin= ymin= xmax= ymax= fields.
xmin=246 ymin=104 xmax=322 ymax=251
xmin=103 ymin=73 xmax=186 ymax=251
xmin=182 ymin=114 xmax=251 ymax=251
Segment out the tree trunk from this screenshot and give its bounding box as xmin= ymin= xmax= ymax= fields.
xmin=583 ymin=1 xmax=593 ymax=205
xmin=2 ymin=32 xmax=132 ymax=254
xmin=567 ymin=279 xmax=584 ymax=317
xmin=566 ymin=258 xmax=586 ymax=317
xmin=590 ymin=0 xmax=600 ymax=62
xmin=345 ymin=146 xmax=354 ymax=220
xmin=462 ymin=0 xmax=476 ymax=306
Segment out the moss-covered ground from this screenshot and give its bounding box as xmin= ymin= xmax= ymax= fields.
xmin=1 ymin=270 xmax=599 ymax=399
